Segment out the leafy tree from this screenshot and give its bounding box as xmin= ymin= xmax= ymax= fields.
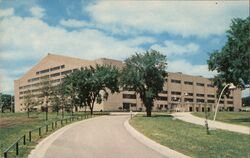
xmin=207 ymin=17 xmax=250 ymax=94
xmin=62 ymin=73 xmax=81 ymax=116
xmin=62 ymin=65 xmax=120 ymax=115
xmin=0 ymin=93 xmax=13 ymax=113
xmin=121 ymin=50 xmax=167 ymax=117
xmin=50 ymin=86 xmax=61 ymax=116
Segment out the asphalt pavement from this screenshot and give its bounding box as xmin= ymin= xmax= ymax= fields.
xmin=29 ymin=115 xmax=167 ymax=158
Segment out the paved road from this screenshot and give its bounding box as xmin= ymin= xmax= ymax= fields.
xmin=29 ymin=115 xmax=166 ymax=158
xmin=172 ymin=112 xmax=250 ymax=135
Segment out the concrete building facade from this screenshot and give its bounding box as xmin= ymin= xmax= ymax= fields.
xmin=14 ymin=54 xmax=242 ymax=112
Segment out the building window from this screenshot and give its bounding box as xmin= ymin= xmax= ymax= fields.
xmin=61 ymin=70 xmax=72 ymax=75
xmin=73 ymin=69 xmax=79 ymax=72
xmin=227 ymin=101 xmax=233 ymax=104
xmin=219 ymin=100 xmax=224 ymax=104
xmin=196 ymin=99 xmax=205 ymax=103
xmin=196 ymin=83 xmax=204 ymax=86
xmin=207 ymin=100 xmax=215 ymax=103
xmin=50 ymin=73 xmax=60 ymax=77
xmin=171 ymin=91 xmax=181 ymax=95
xmin=51 ymin=79 xmax=60 ymax=83
xmin=184 ymin=81 xmax=193 ymax=85
xmin=32 ymin=83 xmax=40 ymax=87
xmin=228 ymin=96 xmax=233 ymax=99
xmin=207 ymin=94 xmax=215 ymax=98
xmin=40 ymin=69 xmax=50 ymax=74
xmin=196 ymin=93 xmax=205 ymax=97
xmin=50 ymin=66 xmax=60 ymax=71
xmin=207 ymin=84 xmax=214 ymax=87
xmin=123 ymin=94 xmax=136 ymax=99
xmin=184 ymin=98 xmax=193 ymax=102
xmin=160 ymin=90 xmax=168 ymax=94
xmin=40 ymin=75 xmax=49 ymax=80
xmin=157 ymin=96 xmax=168 ymax=101
xmin=32 ymin=89 xmax=40 ymax=93
xmin=61 ymin=65 xmax=65 ymax=69
xmin=184 ymin=92 xmax=193 ymax=96
xmin=171 ymin=97 xmax=181 ymax=102
xmin=23 ymin=85 xmax=31 ymax=89
xmin=171 ymin=79 xmax=181 ymax=84
xmin=28 ymin=77 xmax=39 ymax=82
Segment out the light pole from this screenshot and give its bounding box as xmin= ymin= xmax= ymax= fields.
xmin=213 ymin=83 xmax=236 ymax=122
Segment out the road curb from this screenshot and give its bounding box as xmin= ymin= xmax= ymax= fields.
xmin=124 ymin=117 xmax=190 ymax=158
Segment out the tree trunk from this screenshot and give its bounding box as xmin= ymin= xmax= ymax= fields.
xmin=62 ymin=107 xmax=64 ymax=118
xmin=46 ymin=106 xmax=48 ymax=121
xmin=27 ymin=108 xmax=30 ymax=118
xmin=90 ymin=106 xmax=93 ymax=115
xmin=146 ymin=106 xmax=152 ymax=117
xmin=75 ymin=106 xmax=78 ymax=112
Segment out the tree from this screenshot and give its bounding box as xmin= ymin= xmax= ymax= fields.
xmin=39 ymin=78 xmax=53 ymax=121
xmin=0 ymin=93 xmax=13 ymax=113
xmin=50 ymin=86 xmax=61 ymax=116
xmin=62 ymin=65 xmax=120 ymax=115
xmin=207 ymin=17 xmax=250 ymax=94
xmin=23 ymin=89 xmax=34 ymax=118
xmin=121 ymin=50 xmax=167 ymax=117
xmin=62 ymin=73 xmax=81 ymax=116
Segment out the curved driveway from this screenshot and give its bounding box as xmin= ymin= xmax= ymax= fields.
xmin=29 ymin=115 xmax=166 ymax=158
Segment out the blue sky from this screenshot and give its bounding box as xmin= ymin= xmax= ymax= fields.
xmin=0 ymin=0 xmax=249 ymax=97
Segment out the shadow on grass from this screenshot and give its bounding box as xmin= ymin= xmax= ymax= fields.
xmin=142 ymin=114 xmax=173 ymax=118
xmin=227 ymin=118 xmax=250 ymax=123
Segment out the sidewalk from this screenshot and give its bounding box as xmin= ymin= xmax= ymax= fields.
xmin=171 ymin=112 xmax=250 ymax=135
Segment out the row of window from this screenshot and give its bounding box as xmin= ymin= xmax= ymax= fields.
xmin=22 ymin=70 xmax=75 ymax=90
xmin=170 ymin=79 xmax=214 ymax=87
xmin=122 ymin=92 xmax=232 ymax=100
xmin=19 ymin=79 xmax=61 ymax=95
xmin=27 ymin=69 xmax=73 ymax=84
xmin=36 ymin=65 xmax=65 ymax=75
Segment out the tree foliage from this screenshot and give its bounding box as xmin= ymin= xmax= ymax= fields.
xmin=121 ymin=50 xmax=167 ymax=117
xmin=207 ymin=17 xmax=250 ymax=94
xmin=0 ymin=93 xmax=13 ymax=113
xmin=62 ymin=65 xmax=120 ymax=115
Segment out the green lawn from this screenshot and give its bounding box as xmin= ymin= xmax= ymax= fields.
xmin=0 ymin=112 xmax=89 ymax=157
xmin=130 ymin=114 xmax=250 ymax=158
xmin=192 ymin=112 xmax=250 ymax=127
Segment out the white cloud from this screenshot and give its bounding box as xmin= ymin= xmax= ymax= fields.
xmin=0 ymin=16 xmax=153 ymax=61
xmin=0 ymin=69 xmax=14 ymax=94
xmin=168 ymin=59 xmax=217 ymax=78
xmin=151 ymin=41 xmax=199 ymax=56
xmin=0 ymin=8 xmax=14 ymax=17
xmin=0 ymin=15 xmax=157 ymax=94
xmin=86 ymin=1 xmax=248 ymax=37
xmin=60 ymin=19 xmax=89 ymax=28
xmin=30 ymin=6 xmax=45 ymax=18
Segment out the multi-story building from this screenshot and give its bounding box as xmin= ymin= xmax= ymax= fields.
xmin=14 ymin=54 xmax=242 ymax=112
